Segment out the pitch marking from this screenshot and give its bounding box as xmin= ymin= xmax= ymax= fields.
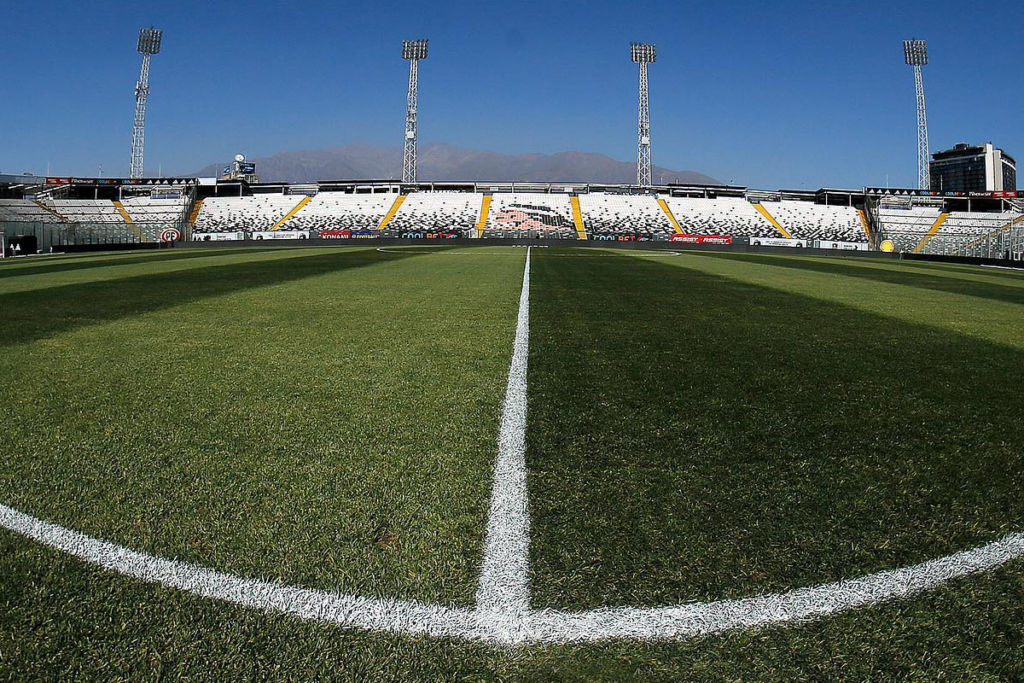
xmin=2 ymin=246 xmax=1023 ymax=644
xmin=475 ymin=246 xmax=532 ymax=641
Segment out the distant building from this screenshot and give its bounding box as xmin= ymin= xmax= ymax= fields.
xmin=930 ymin=142 xmax=1016 ymax=192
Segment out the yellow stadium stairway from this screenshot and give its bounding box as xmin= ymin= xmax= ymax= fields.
xmin=570 ymin=196 xmax=587 ymax=240
xmin=33 ymin=201 xmax=67 ymax=222
xmin=188 ymin=198 xmax=204 ymax=225
xmin=271 ymin=196 xmax=312 ymax=231
xmin=476 ymin=195 xmax=492 ymax=238
xmin=270 ymin=196 xmax=309 ymax=231
xmin=858 ymin=209 xmax=871 ymax=240
xmin=752 ymin=203 xmax=792 ymax=239
xmin=913 ymin=212 xmax=949 ymax=253
xmin=379 ymin=195 xmax=407 ymax=230
xmin=113 ymin=200 xmax=143 ymax=240
xmin=657 ymin=198 xmax=684 ymax=234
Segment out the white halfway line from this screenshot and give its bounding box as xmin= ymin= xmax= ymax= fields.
xmin=474 ymin=245 xmax=532 ymax=640
xmin=2 ymin=245 xmax=1024 ymax=645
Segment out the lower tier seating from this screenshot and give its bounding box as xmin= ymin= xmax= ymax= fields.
xmin=579 ymin=193 xmax=674 ymax=236
xmin=766 ymin=201 xmax=867 ymax=242
xmin=665 ymin=197 xmax=777 ymax=237
xmin=388 ymin=192 xmax=481 ymax=234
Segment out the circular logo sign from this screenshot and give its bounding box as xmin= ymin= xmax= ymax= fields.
xmin=880 ymin=239 xmax=895 ymax=253
xmin=159 ymin=228 xmax=181 ymax=243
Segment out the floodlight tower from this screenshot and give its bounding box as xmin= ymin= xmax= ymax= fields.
xmin=130 ymin=27 xmax=162 ymax=179
xmin=631 ymin=43 xmax=656 ymax=187
xmin=401 ymin=39 xmax=429 ymax=184
xmin=904 ymin=39 xmax=930 ymax=190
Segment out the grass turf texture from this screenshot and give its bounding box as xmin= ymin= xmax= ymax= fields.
xmin=527 ymin=250 xmax=1024 ymax=608
xmin=2 ymin=246 xmax=1023 ymax=681
xmin=0 ymin=246 xmax=523 ymax=604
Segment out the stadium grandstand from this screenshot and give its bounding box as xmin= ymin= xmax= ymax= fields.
xmin=4 ymin=173 xmax=1023 ymax=260
xmin=2 ymin=173 xmax=1023 ymax=260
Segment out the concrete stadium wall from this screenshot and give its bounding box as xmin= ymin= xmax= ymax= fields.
xmin=170 ymin=237 xmax=901 ymax=261
xmin=903 ymin=252 xmax=1024 ymax=269
xmin=60 ymin=237 xmax=1023 ymax=267
xmin=48 ymin=237 xmax=1024 ymax=267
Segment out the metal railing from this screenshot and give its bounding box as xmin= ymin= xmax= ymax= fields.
xmin=0 ymin=220 xmax=182 ymax=251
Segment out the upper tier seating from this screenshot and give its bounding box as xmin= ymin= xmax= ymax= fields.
xmin=387 ymin=192 xmax=481 ymax=234
xmin=767 ymin=201 xmax=867 ymax=242
xmin=665 ymin=197 xmax=777 ymax=237
xmin=578 ymin=193 xmax=673 ymax=236
xmin=279 ymin=193 xmax=395 ymax=231
xmin=195 ymin=195 xmax=305 ymax=233
xmin=485 ymin=193 xmax=577 ymax=237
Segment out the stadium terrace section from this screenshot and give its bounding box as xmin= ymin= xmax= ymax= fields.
xmin=2 ymin=178 xmax=1023 ymax=259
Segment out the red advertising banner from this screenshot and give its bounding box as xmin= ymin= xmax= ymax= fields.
xmin=319 ymin=230 xmax=352 ymax=239
xmin=670 ymin=234 xmax=733 ymax=245
xmin=45 ymin=177 xmax=71 ymax=185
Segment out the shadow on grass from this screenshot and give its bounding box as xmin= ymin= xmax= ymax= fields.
xmin=527 ymin=250 xmax=1024 ymax=610
xmin=692 ymin=252 xmax=1024 ymax=305
xmin=0 ymin=248 xmax=282 ymax=280
xmin=1 ymin=248 xmax=422 ymax=348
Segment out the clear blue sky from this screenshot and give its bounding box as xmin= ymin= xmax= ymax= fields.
xmin=1 ymin=0 xmax=1020 ymax=189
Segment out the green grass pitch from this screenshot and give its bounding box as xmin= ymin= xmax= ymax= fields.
xmin=1 ymin=245 xmax=1022 ymax=681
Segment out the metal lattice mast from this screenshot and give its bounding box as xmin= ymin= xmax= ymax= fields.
xmin=631 ymin=43 xmax=656 ymax=187
xmin=904 ymin=39 xmax=930 ymax=190
xmin=401 ymin=39 xmax=428 ymax=184
xmin=130 ymin=27 xmax=162 ymax=179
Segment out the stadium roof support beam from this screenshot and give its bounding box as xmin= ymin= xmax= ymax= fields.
xmin=401 ymin=39 xmax=428 ymax=184
xmin=130 ymin=27 xmax=162 ymax=180
xmin=631 ymin=43 xmax=656 ymax=187
xmin=904 ymin=39 xmax=930 ymax=191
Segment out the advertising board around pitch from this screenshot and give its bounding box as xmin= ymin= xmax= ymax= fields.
xmin=671 ymin=234 xmax=733 ymax=245
xmin=251 ymin=231 xmax=311 ymax=240
xmin=192 ymin=232 xmax=245 ymax=242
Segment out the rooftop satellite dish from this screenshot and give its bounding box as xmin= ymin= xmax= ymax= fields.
xmin=234 ymin=154 xmax=245 ymax=162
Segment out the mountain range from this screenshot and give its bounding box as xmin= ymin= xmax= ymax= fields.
xmin=191 ymin=143 xmax=719 ymax=185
